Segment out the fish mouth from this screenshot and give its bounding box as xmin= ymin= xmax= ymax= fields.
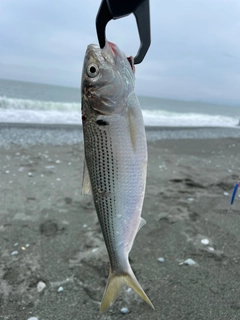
xmin=87 ymin=41 xmax=134 ymax=72
xmin=108 ymin=42 xmax=134 ymax=72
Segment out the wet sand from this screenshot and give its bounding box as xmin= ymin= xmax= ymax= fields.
xmin=0 ymin=134 xmax=240 ymax=319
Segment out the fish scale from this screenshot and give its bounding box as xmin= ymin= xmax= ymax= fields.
xmin=81 ymin=41 xmax=154 ymax=313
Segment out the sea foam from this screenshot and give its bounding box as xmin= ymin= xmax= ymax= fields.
xmin=0 ymin=95 xmax=238 ymax=127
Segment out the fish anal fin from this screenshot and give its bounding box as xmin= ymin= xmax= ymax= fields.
xmin=138 ymin=218 xmax=146 ymax=233
xmin=82 ymin=160 xmax=91 ymax=196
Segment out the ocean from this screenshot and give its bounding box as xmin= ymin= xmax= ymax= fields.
xmin=1 ymin=78 xmax=240 ymax=128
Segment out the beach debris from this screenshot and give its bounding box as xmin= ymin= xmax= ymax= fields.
xmin=37 ymin=281 xmax=46 ymax=292
xmin=223 ymin=192 xmax=229 ymax=197
xmin=157 ymin=257 xmax=165 ymax=263
xmin=120 ymin=307 xmax=129 ymax=314
xmin=179 ymin=258 xmax=197 ymax=266
xmin=58 ymin=286 xmax=64 ymax=293
xmin=208 ymin=247 xmax=215 ymax=252
xmin=201 ymin=239 xmax=210 ymax=246
xmin=230 ymin=182 xmax=239 ymax=206
xmin=11 ymin=250 xmax=18 ymax=256
xmin=45 ymin=165 xmax=55 ymax=169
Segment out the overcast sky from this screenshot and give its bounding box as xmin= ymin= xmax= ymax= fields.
xmin=0 ymin=0 xmax=240 ymax=104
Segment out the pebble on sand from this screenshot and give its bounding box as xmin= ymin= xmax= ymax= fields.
xmin=120 ymin=307 xmax=129 ymax=314
xmin=208 ymin=247 xmax=215 ymax=252
xmin=201 ymin=239 xmax=210 ymax=245
xmin=58 ymin=286 xmax=64 ymax=293
xmin=11 ymin=251 xmax=18 ymax=256
xmin=28 ymin=172 xmax=33 ymax=177
xmin=157 ymin=257 xmax=165 ymax=263
xmin=180 ymin=258 xmax=197 ymax=266
xmin=37 ymin=281 xmax=46 ymax=293
xmin=223 ymin=192 xmax=229 ymax=196
xmin=27 ymin=317 xmax=38 ymax=320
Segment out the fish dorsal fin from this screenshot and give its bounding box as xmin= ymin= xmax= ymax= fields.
xmin=82 ymin=160 xmax=92 ymax=196
xmin=137 ymin=218 xmax=146 ymax=233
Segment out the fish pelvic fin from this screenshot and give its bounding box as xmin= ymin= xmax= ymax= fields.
xmin=100 ymin=266 xmax=154 ymax=314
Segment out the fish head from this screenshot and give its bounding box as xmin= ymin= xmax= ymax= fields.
xmin=81 ymin=41 xmax=135 ymax=115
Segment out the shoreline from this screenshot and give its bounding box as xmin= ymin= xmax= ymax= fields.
xmin=0 ymin=123 xmax=240 ymax=148
xmin=0 ymin=122 xmax=239 ymax=131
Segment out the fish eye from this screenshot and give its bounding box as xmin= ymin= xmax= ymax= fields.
xmin=86 ymin=63 xmax=99 ymax=78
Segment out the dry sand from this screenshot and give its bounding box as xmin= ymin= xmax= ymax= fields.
xmin=0 ymin=134 xmax=240 ymax=319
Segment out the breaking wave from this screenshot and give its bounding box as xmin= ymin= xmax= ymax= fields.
xmin=0 ymin=96 xmax=238 ymax=127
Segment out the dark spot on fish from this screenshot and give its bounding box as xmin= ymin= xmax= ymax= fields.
xmin=96 ymin=120 xmax=109 ymax=126
xmin=82 ymin=115 xmax=86 ymax=121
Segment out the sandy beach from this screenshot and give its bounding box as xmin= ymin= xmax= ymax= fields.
xmin=0 ymin=128 xmax=240 ymax=320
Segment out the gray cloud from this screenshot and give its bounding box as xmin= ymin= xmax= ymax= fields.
xmin=0 ymin=0 xmax=239 ymax=104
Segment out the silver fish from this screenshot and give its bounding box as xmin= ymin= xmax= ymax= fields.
xmin=81 ymin=41 xmax=154 ymax=313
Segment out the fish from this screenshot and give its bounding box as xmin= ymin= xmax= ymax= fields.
xmin=81 ymin=41 xmax=154 ymax=314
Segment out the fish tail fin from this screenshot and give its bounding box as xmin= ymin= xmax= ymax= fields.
xmin=124 ymin=267 xmax=154 ymax=310
xmin=100 ymin=267 xmax=154 ymax=314
xmin=100 ymin=269 xmax=123 ymax=314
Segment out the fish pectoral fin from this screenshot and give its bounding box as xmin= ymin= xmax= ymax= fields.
xmin=100 ymin=266 xmax=154 ymax=314
xmin=82 ymin=159 xmax=91 ymax=196
xmin=127 ymin=108 xmax=137 ymax=152
xmin=137 ymin=218 xmax=146 ymax=233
